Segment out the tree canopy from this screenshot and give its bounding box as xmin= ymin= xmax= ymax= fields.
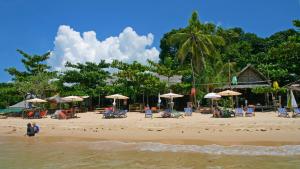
xmin=1 ymin=11 xmax=299 ymax=108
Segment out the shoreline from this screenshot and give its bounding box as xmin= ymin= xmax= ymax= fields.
xmin=2 ymin=135 xmax=300 ymax=147
xmin=1 ymin=111 xmax=300 ymax=146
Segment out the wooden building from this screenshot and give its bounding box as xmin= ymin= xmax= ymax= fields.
xmin=218 ymin=64 xmax=271 ymax=107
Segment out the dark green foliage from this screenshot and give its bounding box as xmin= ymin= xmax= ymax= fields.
xmin=5 ymin=49 xmax=51 ymax=80
xmin=59 ymin=60 xmax=110 ymax=97
xmin=0 ymin=83 xmax=22 ymax=108
xmin=111 ymin=60 xmax=166 ymax=102
xmin=4 ymin=50 xmax=56 ymax=102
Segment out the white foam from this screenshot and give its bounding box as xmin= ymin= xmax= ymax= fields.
xmin=88 ymin=141 xmax=300 ymax=156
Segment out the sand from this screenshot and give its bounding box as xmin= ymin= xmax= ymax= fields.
xmin=0 ymin=111 xmax=300 ymax=145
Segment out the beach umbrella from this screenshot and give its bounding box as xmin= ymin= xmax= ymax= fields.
xmin=26 ymin=98 xmax=47 ymax=103
xmin=63 ymin=96 xmax=84 ymax=116
xmin=63 ymin=96 xmax=84 ymax=102
xmin=204 ymin=93 xmax=221 ymax=99
xmin=160 ymin=92 xmax=183 ymax=111
xmin=204 ymin=93 xmax=221 ymax=113
xmin=218 ymin=90 xmax=241 ymax=108
xmin=105 ymin=94 xmax=129 ymax=100
xmin=158 ymin=93 xmax=161 ymax=104
xmin=47 ymin=94 xmax=68 ymax=109
xmin=160 ymin=92 xmax=184 ymax=99
xmin=47 ymin=94 xmax=68 ymax=103
xmin=291 ymin=91 xmax=298 ymax=108
xmin=157 ymin=93 xmax=161 ymax=110
xmin=218 ymin=90 xmax=241 ymax=96
xmin=105 ymin=94 xmax=129 ymax=110
xmin=26 ymin=98 xmax=47 ymax=114
xmin=80 ymin=96 xmax=90 ymax=99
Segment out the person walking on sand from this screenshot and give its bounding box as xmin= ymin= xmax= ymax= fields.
xmin=32 ymin=122 xmax=39 ymax=134
xmin=25 ymin=123 xmax=35 ymax=137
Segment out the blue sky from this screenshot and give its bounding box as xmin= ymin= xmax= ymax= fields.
xmin=0 ymin=0 xmax=299 ymax=82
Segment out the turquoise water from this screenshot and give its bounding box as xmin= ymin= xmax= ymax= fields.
xmin=0 ymin=137 xmax=300 ymax=169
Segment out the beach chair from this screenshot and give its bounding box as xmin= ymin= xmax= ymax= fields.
xmin=34 ymin=111 xmax=41 ymax=119
xmin=145 ymin=109 xmax=153 ymax=118
xmin=103 ymin=109 xmax=114 ymax=118
xmin=235 ymin=108 xmax=244 ymax=117
xmin=27 ymin=111 xmax=34 ymax=119
xmin=220 ymin=109 xmax=235 ymax=118
xmin=277 ymin=108 xmax=289 ymax=118
xmin=161 ymin=109 xmax=171 ymax=118
xmin=171 ymin=110 xmax=184 ymax=118
xmin=40 ymin=110 xmax=47 ymax=118
xmin=245 ymin=107 xmax=255 ymax=117
xmin=184 ymin=108 xmax=192 ymax=116
xmin=151 ymin=107 xmax=158 ymax=113
xmin=116 ymin=110 xmax=127 ymax=118
xmin=292 ymin=107 xmax=300 ymax=118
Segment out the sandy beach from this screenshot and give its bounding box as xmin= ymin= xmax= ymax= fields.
xmin=1 ymin=111 xmax=300 ymax=146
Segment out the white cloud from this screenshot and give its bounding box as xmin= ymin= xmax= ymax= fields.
xmin=48 ymin=25 xmax=159 ymax=71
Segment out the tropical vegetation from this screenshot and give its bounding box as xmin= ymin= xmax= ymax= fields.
xmin=0 ymin=11 xmax=299 ymax=109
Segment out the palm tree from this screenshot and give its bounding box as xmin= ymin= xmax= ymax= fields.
xmin=169 ymin=11 xmax=224 ymax=104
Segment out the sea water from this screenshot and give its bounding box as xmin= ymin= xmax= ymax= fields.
xmin=0 ymin=137 xmax=300 ymax=169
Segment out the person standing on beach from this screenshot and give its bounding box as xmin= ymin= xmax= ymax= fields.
xmin=32 ymin=122 xmax=39 ymax=134
xmin=26 ymin=123 xmax=35 ymax=137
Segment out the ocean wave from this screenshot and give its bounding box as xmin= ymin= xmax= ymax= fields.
xmin=89 ymin=141 xmax=300 ymax=156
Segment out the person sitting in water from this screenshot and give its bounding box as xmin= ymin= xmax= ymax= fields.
xmin=32 ymin=122 xmax=39 ymax=134
xmin=26 ymin=123 xmax=35 ymax=137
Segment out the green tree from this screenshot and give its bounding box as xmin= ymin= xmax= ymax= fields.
xmin=147 ymin=57 xmax=182 ymax=87
xmin=168 ymin=11 xmax=224 ymax=103
xmin=6 ymin=49 xmax=52 ymax=80
xmin=0 ymin=83 xmax=22 ymax=108
xmin=15 ymin=72 xmax=57 ymax=99
xmin=59 ymin=61 xmax=110 ymax=99
xmin=111 ymin=60 xmax=166 ymax=103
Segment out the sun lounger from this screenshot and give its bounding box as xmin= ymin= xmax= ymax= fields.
xmin=220 ymin=109 xmax=235 ymax=118
xmin=277 ymin=108 xmax=289 ymax=117
xmin=245 ymin=107 xmax=255 ymax=117
xmin=292 ymin=107 xmax=300 ymax=118
xmin=171 ymin=110 xmax=184 ymax=118
xmin=235 ymin=108 xmax=244 ymax=117
xmin=103 ymin=109 xmax=114 ymax=118
xmin=27 ymin=111 xmax=34 ymax=119
xmin=162 ymin=109 xmax=171 ymax=118
xmin=184 ymin=108 xmax=192 ymax=116
xmin=40 ymin=110 xmax=47 ymax=118
xmin=115 ymin=110 xmax=127 ymax=118
xmin=145 ymin=109 xmax=153 ymax=118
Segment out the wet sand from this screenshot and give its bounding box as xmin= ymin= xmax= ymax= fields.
xmin=0 ymin=111 xmax=300 ymax=146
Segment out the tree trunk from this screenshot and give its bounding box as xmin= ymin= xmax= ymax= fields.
xmin=190 ymin=59 xmax=197 ymax=107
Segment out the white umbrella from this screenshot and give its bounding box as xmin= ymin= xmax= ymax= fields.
xmin=204 ymin=93 xmax=221 ymax=99
xmin=62 ymin=96 xmax=83 ymax=116
xmin=160 ymin=92 xmax=183 ymax=99
xmin=105 ymin=94 xmax=129 ymax=110
xmin=158 ymin=93 xmax=161 ymax=104
xmin=63 ymin=96 xmax=84 ymax=102
xmin=291 ymin=90 xmax=298 ymax=108
xmin=160 ymin=92 xmax=183 ymax=111
xmin=218 ymin=90 xmax=241 ymax=96
xmin=26 ymin=98 xmax=47 ymax=103
xmin=80 ymin=96 xmax=90 ymax=99
xmin=105 ymin=94 xmax=129 ymax=100
xmin=26 ymin=98 xmax=47 ymax=113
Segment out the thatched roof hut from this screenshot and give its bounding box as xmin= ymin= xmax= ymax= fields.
xmin=220 ymin=64 xmax=271 ymax=89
